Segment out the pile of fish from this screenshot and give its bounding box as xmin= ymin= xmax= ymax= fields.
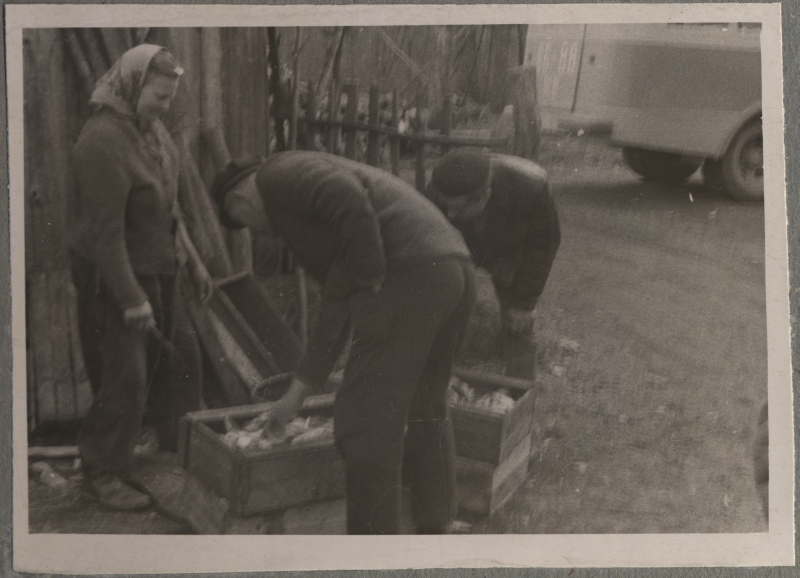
xmin=447 ymin=377 xmax=516 ymax=414
xmin=220 ymin=414 xmax=334 ymax=453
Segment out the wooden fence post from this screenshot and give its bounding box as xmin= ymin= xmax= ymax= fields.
xmin=263 ymin=28 xmax=272 ymax=157
xmin=343 ymin=83 xmax=358 ymax=160
xmin=391 ymin=89 xmax=400 ymax=175
xmin=442 ymin=97 xmax=452 ymax=155
xmin=288 ymin=29 xmax=302 ymax=152
xmin=305 ymin=80 xmax=317 ymax=151
xmin=366 ymin=85 xmax=380 ymax=167
xmin=326 ymin=81 xmax=339 ymax=153
xmin=511 ymin=66 xmax=541 ymax=161
xmin=414 ymin=92 xmax=426 ymax=192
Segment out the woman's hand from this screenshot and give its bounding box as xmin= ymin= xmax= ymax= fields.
xmin=123 ymin=301 xmax=156 ymax=332
xmin=190 ymin=264 xmax=214 ymax=304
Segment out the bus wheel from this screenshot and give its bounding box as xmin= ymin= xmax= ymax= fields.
xmin=703 ymin=119 xmax=763 ymax=202
xmin=622 ymin=147 xmax=701 ymax=182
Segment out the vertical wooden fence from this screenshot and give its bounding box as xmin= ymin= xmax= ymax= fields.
xmin=286 ymin=80 xmax=511 ymax=191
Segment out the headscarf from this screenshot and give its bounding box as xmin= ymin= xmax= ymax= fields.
xmin=89 ymin=44 xmax=183 ymax=165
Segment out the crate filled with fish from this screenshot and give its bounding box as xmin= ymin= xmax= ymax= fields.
xmin=178 ymin=394 xmax=345 ymax=516
xmin=447 ymin=368 xmax=537 ymax=516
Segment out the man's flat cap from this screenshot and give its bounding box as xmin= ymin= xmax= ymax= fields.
xmin=430 ymin=147 xmax=491 ymax=197
xmin=211 ymin=158 xmax=262 ymax=207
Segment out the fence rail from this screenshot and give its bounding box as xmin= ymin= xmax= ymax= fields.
xmin=284 ymin=81 xmax=511 ymax=188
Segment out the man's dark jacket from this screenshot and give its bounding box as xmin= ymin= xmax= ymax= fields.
xmin=254 ymin=151 xmax=470 ymax=390
xmin=429 ymin=155 xmax=560 ymax=311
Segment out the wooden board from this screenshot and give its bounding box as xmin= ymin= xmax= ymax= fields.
xmin=449 ymin=368 xmax=536 ymax=464
xmin=216 ymin=272 xmax=304 ymax=374
xmin=179 ymin=394 xmax=345 ymax=516
xmin=456 ymin=433 xmax=531 ymax=516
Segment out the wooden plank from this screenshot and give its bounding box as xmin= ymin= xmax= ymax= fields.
xmin=366 ymin=85 xmax=380 ymax=166
xmin=28 ymin=274 xmax=56 ymax=424
xmin=185 ymin=299 xmax=252 ymax=406
xmin=185 ymin=422 xmax=237 ymax=500
xmin=453 ymin=367 xmax=535 ymax=392
xmin=326 ymin=80 xmax=338 ymax=153
xmin=304 ymin=81 xmax=317 ymax=152
xmin=441 ymin=97 xmax=452 ymax=155
xmin=288 ymin=28 xmax=302 ymax=151
xmin=77 ymin=29 xmax=110 ymax=79
xmin=450 ymin=403 xmax=504 ymax=464
xmin=414 ymin=92 xmax=426 ymax=192
xmin=455 ymin=434 xmax=531 ymax=516
xmin=28 ymin=446 xmax=80 ymax=459
xmin=62 ymin=29 xmax=95 ymax=94
xmin=455 ymin=457 xmax=492 ymax=514
xmin=391 ymin=89 xmax=400 ymax=175
xmin=66 ymin=274 xmax=93 ymax=417
xmin=260 ymin=28 xmax=272 ymax=157
xmin=244 ymin=444 xmax=345 ymax=515
xmin=51 ymin=272 xmax=77 ymax=420
xmin=206 ymin=308 xmax=265 ymax=397
xmin=178 ymin=137 xmax=235 ymax=279
xmin=343 ymin=84 xmax=358 ymax=159
xmin=499 ymin=386 xmax=536 ymax=463
xmin=490 ymin=434 xmax=530 ymax=504
xmin=218 ymin=272 xmax=303 ymax=372
xmin=207 ymin=288 xmax=279 ymax=378
xmin=182 ymin=393 xmax=335 ymax=425
xmin=200 ymin=27 xmax=224 ymax=185
xmin=99 ymin=28 xmax=129 ymax=64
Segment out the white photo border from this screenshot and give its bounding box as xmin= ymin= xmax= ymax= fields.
xmin=7 ymin=3 xmax=793 ymax=572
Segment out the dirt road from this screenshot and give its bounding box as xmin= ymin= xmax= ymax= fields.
xmin=27 ymin=135 xmax=768 ymax=535
xmin=486 ymin=136 xmax=767 ymax=533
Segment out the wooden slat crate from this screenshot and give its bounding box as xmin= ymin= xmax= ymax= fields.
xmin=178 ymin=394 xmax=345 ymax=516
xmin=449 ymin=368 xmax=536 ymax=516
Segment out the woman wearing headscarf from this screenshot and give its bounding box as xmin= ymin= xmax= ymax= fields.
xmin=70 ymin=44 xmax=212 ymax=510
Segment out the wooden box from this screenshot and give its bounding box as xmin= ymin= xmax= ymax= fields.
xmin=178 ymin=394 xmax=345 ymax=516
xmin=448 ymin=368 xmax=536 ymax=516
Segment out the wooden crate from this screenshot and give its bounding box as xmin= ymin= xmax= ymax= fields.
xmin=449 ymin=368 xmax=536 ymax=464
xmin=178 ymin=394 xmax=346 ymax=516
xmin=449 ymin=368 xmax=536 ymax=516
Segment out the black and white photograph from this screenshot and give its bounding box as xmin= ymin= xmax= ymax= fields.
xmin=6 ymin=3 xmax=793 ymax=572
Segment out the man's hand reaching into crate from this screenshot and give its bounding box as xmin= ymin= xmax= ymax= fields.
xmin=243 ymin=376 xmax=315 ymax=440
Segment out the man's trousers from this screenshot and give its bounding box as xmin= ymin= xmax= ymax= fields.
xmin=334 ymin=257 xmax=476 ymax=535
xmin=71 ymin=253 xmax=202 ymax=474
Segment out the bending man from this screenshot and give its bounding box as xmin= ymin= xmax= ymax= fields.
xmin=426 ymin=147 xmax=561 ymax=379
xmin=213 ymin=152 xmax=476 ymax=534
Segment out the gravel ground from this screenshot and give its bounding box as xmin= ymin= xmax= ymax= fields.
xmin=28 ymin=133 xmax=768 ymax=535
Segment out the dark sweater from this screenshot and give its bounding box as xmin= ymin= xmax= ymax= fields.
xmin=71 ymin=109 xmax=181 ymax=310
xmin=255 ymin=151 xmax=470 ymax=388
xmin=432 ymin=154 xmax=560 ymax=311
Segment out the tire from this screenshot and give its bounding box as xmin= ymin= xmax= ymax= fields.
xmin=622 ymin=147 xmax=701 ymax=182
xmin=703 ymin=119 xmax=763 ymax=202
